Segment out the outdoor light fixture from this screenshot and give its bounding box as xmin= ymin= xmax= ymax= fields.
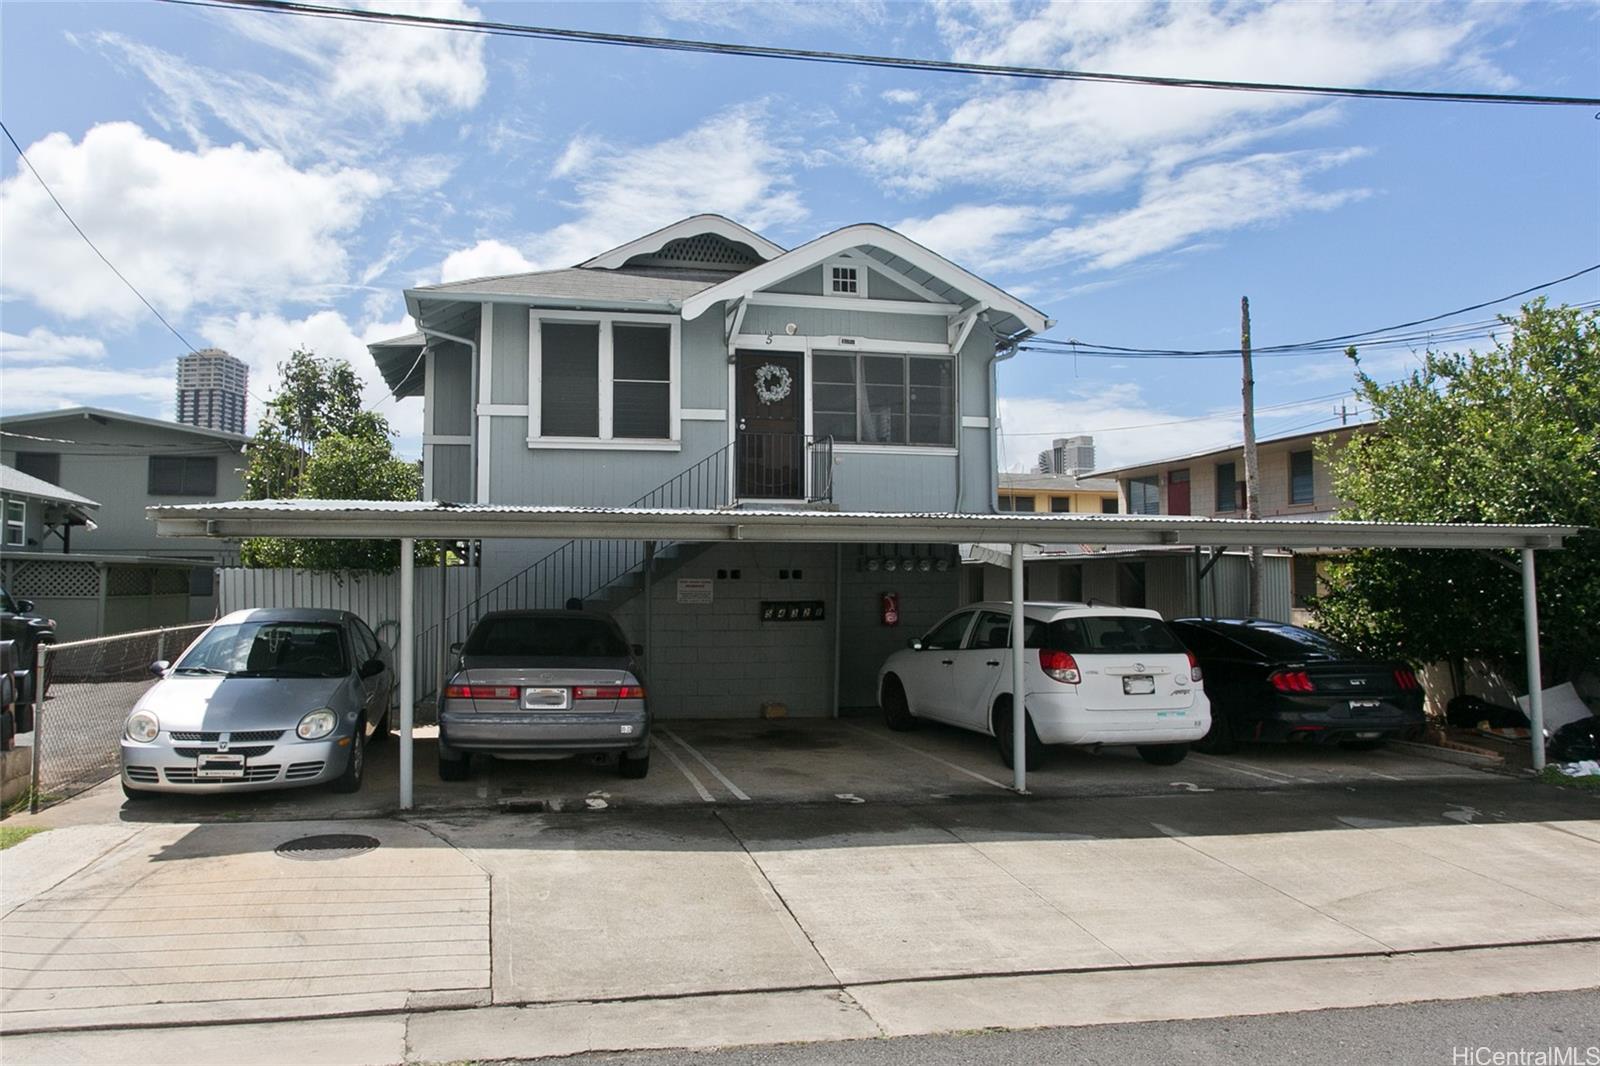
xmin=784 ymin=322 xmax=798 ymax=335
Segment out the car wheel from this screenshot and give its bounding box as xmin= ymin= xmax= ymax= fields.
xmin=1339 ymin=739 xmax=1386 ymax=751
xmin=1192 ymin=706 xmax=1238 ymax=755
xmin=1137 ymin=743 xmax=1190 ymax=766
xmin=993 ymin=701 xmax=1044 ymax=770
xmin=882 ymin=676 xmax=917 ymax=731
xmin=619 ymin=750 xmax=650 ymax=779
xmin=331 ymin=725 xmax=366 ymax=793
xmin=438 ymin=746 xmax=471 ymax=782
xmin=122 ymin=780 xmax=155 ymax=802
xmin=367 ymin=703 xmax=391 ymax=747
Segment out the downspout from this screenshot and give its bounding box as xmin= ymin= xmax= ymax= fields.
xmin=417 ymin=326 xmax=479 ymax=502
xmin=988 ymin=320 xmax=1020 ymax=514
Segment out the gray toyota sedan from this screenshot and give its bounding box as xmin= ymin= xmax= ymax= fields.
xmin=120 ymin=608 xmax=394 ymax=799
xmin=438 ymin=610 xmax=650 ymax=781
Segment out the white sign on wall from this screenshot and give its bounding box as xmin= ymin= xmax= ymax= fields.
xmin=676 ymin=578 xmax=714 ymax=605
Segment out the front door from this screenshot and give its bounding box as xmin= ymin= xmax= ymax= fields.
xmin=735 ymin=351 xmax=804 ymax=499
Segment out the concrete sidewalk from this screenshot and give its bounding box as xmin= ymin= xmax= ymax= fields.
xmin=2 ymin=777 xmax=1597 ymax=1060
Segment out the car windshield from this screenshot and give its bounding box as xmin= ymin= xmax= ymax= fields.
xmin=1219 ymin=623 xmax=1356 ymax=661
xmin=464 ymin=616 xmax=628 ymax=658
xmin=176 ymin=621 xmax=350 ymax=678
xmin=1027 ymin=615 xmax=1188 ymax=656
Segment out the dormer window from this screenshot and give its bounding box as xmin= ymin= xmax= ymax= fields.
xmin=825 ymin=260 xmax=866 ymax=298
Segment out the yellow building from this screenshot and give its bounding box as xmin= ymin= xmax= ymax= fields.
xmin=995 ymin=472 xmax=1121 ymax=514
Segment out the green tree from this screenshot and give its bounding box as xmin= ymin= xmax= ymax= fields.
xmin=1311 ymin=300 xmax=1599 ymax=685
xmin=240 ymin=350 xmax=424 ymax=571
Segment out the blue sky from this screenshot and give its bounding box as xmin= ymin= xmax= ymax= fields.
xmin=2 ymin=0 xmax=1596 ymax=470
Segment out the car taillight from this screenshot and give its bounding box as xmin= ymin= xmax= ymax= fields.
xmin=1269 ymin=669 xmax=1315 ymax=693
xmin=1187 ymin=650 xmax=1203 ymax=683
xmin=1038 ymin=649 xmax=1080 ymax=684
xmin=445 ymin=684 xmax=520 ymax=700
xmin=1394 ymin=668 xmax=1420 ymax=691
xmin=573 ymin=685 xmax=646 ymax=700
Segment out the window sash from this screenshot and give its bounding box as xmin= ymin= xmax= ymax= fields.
xmin=810 ymin=352 xmax=955 ymax=447
xmin=1128 ymin=476 xmax=1160 ymax=515
xmin=148 ymin=456 xmax=217 ymax=496
xmin=1214 ymin=462 xmax=1238 ymax=512
xmin=1289 ymin=450 xmax=1315 ymax=504
xmin=530 ymin=313 xmax=679 ymax=444
xmin=4 ymin=500 xmax=23 ymax=545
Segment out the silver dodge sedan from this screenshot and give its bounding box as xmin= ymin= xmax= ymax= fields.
xmin=120 ymin=608 xmax=395 ymax=799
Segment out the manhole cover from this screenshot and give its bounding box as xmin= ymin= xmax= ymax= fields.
xmin=274 ymin=834 xmax=380 ymax=861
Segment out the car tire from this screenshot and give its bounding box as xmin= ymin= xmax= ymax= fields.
xmin=438 ymin=746 xmax=471 ymax=782
xmin=882 ymin=676 xmax=917 ymax=732
xmin=1339 ymin=739 xmax=1386 ymax=751
xmin=1193 ymin=706 xmax=1238 ymax=755
xmin=1137 ymin=743 xmax=1190 ymax=766
xmin=993 ymin=701 xmax=1044 ymax=770
xmin=367 ymin=703 xmax=391 ymax=747
xmin=122 ymin=781 xmax=155 ymax=802
xmin=331 ymin=725 xmax=366 ymax=793
xmin=619 ymin=750 xmax=650 ymax=779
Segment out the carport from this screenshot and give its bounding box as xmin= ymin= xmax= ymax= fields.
xmin=148 ymin=502 xmax=1577 ymax=808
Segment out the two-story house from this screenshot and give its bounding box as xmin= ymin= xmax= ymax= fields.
xmin=0 ymin=407 xmax=250 ymax=633
xmin=368 ymin=214 xmax=1051 ymax=715
xmin=996 ymin=472 xmax=1121 ymax=515
xmin=1089 ymin=423 xmax=1370 ymax=621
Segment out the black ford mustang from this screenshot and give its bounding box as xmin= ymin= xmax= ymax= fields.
xmin=1169 ymin=618 xmax=1425 ymax=753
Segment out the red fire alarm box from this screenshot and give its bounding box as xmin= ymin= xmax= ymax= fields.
xmin=881 ymin=592 xmax=900 ymax=627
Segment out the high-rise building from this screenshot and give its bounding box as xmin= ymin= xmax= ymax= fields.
xmin=1037 ymin=435 xmax=1095 ymax=475
xmin=175 ymin=348 xmax=248 ymax=435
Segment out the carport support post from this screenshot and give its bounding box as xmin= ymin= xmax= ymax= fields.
xmin=400 ymin=538 xmax=416 ymax=810
xmin=1010 ymin=542 xmax=1027 ymax=793
xmin=1521 ymin=547 xmax=1546 ymax=772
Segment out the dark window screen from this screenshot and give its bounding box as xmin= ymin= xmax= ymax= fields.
xmin=148 ymin=455 xmax=217 ymax=496
xmin=16 ymin=452 xmax=60 ymax=484
xmin=1026 ymin=615 xmax=1187 ymax=655
xmin=1050 ymin=497 xmax=1072 ymax=513
xmin=1290 ymin=450 xmax=1315 ymax=504
xmin=1128 ymin=476 xmax=1160 ymax=514
xmin=540 ymin=322 xmax=600 ymax=437
xmin=465 ymin=616 xmax=628 ymax=657
xmin=612 ymin=324 xmax=670 ymax=439
xmin=1214 ymin=462 xmax=1238 ymax=512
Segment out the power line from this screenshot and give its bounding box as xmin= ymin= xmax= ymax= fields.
xmin=1029 ymin=267 xmax=1600 ymax=359
xmin=164 ymin=0 xmax=1600 ymax=108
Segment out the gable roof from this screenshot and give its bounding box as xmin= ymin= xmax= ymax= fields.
xmin=0 ymin=463 xmax=100 ymax=509
xmin=0 ymin=407 xmax=249 ymax=445
xmin=411 ymin=266 xmax=718 ymax=307
xmin=679 ymin=223 xmax=1054 ymax=339
xmin=579 ymin=214 xmax=785 ymax=269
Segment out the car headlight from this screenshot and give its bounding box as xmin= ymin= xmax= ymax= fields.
xmin=297 ymin=709 xmax=337 ymax=740
xmin=126 ymin=710 xmax=160 ymax=743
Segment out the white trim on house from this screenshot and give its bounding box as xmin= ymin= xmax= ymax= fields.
xmin=733 ymin=334 xmax=950 ymax=356
xmin=732 ymin=333 xmax=808 ymax=353
xmin=477 ymin=403 xmax=528 ymax=416
xmin=962 ymin=416 xmax=991 ymax=429
xmin=527 ymin=309 xmax=682 ymax=449
xmin=747 ymin=292 xmax=959 ymax=315
xmin=423 ymin=348 xmax=436 ymax=500
xmin=856 ymin=256 xmax=947 ymax=304
xmin=476 ymin=302 xmax=494 ymax=504
xmin=4 ymin=498 xmax=25 ymax=546
xmin=579 ymin=214 xmax=785 ymax=269
xmin=834 ymin=443 xmax=959 ymax=457
xmin=681 ymin=224 xmax=1053 ymax=335
xmin=681 ymin=408 xmax=727 ymax=421
xmin=423 ymin=435 xmax=473 ymax=446
xmin=822 ymin=258 xmax=868 ymax=299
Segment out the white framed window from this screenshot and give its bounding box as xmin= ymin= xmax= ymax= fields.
xmin=528 ymin=311 xmax=681 ymax=450
xmin=823 ymin=259 xmax=866 ymax=299
xmin=4 ymin=499 xmax=24 ymax=546
xmin=811 ymin=351 xmax=955 ymax=447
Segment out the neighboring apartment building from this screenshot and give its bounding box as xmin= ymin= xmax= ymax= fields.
xmin=1036 ymin=434 xmax=1095 ymax=475
xmin=368 ymin=214 xmax=1051 ymax=714
xmin=0 ymin=408 xmax=250 ymax=631
xmin=996 ymin=472 xmax=1120 ymax=514
xmin=176 ymin=347 xmax=249 ymax=435
xmin=1090 ymin=422 xmax=1370 ymax=617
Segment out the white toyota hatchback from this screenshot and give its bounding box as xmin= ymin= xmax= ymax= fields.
xmin=877 ymin=601 xmax=1211 ymax=767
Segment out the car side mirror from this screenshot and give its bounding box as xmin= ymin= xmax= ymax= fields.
xmin=16 ymin=599 xmax=34 ymax=613
xmin=631 ymin=643 xmax=645 ymax=657
xmin=149 ymin=660 xmax=170 ymax=677
xmin=907 ymin=639 xmax=924 ymax=651
xmin=449 ymin=641 xmax=464 ymax=657
xmin=359 ymin=658 xmax=386 ymax=679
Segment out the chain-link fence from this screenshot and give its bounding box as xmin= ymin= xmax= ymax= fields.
xmin=29 ymin=623 xmax=210 ymax=812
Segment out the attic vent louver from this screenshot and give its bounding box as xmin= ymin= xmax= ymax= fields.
xmin=624 ymin=233 xmax=764 ymax=270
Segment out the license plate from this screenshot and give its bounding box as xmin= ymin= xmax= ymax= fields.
xmin=197 ymin=754 xmax=245 ymax=779
xmin=1354 ymin=731 xmax=1382 ymax=739
xmin=522 ymin=687 xmax=570 ymax=710
xmin=1122 ymin=675 xmax=1156 ymax=695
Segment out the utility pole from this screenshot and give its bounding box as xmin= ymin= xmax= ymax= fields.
xmin=1241 ymin=296 xmax=1263 ymax=618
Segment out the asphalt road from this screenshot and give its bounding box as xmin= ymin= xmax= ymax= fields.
xmin=522 ymin=989 xmax=1600 ymax=1066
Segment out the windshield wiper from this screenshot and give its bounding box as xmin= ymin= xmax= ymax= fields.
xmin=174 ymin=666 xmax=228 ymax=675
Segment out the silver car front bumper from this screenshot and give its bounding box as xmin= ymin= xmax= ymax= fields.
xmin=120 ymin=734 xmax=353 ymax=794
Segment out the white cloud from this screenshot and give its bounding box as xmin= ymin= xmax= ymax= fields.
xmin=649 ymin=0 xmax=887 ymax=31
xmin=1019 ymin=149 xmax=1370 ymax=271
xmin=0 ymin=327 xmax=108 ymax=364
xmin=880 ymin=89 xmax=921 ymax=105
xmin=0 ymin=363 xmax=175 ymax=415
xmin=896 ymin=203 xmax=1071 ymax=271
xmin=440 ymin=240 xmax=536 ymax=283
xmin=519 ymin=106 xmax=807 ymax=269
xmin=0 ymin=123 xmax=386 ymax=321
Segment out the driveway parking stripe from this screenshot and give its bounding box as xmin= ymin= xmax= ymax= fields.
xmin=660 ymin=729 xmax=751 ymax=801
xmin=1185 ymin=753 xmax=1299 ymax=784
xmin=842 ymin=724 xmax=1011 ymax=791
xmin=653 ymin=738 xmax=715 ymax=802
